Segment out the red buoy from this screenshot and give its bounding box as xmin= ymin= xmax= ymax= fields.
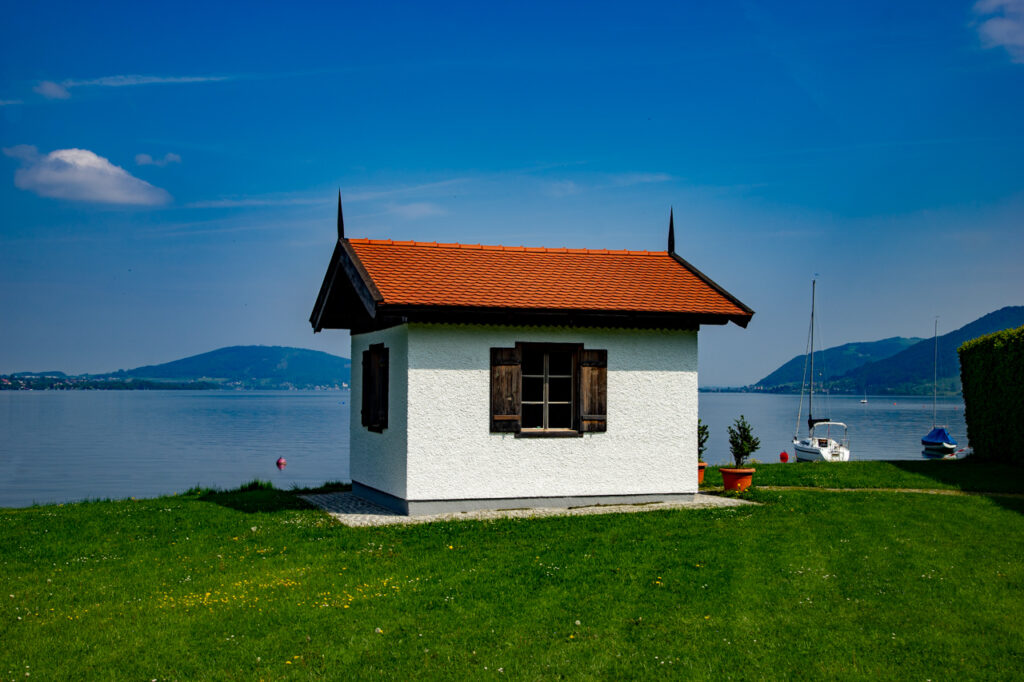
xmin=780 ymin=451 xmax=789 ymax=463
xmin=276 ymin=457 xmax=287 ymax=471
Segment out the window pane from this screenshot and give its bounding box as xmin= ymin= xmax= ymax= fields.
xmin=522 ymin=403 xmax=544 ymax=429
xmin=522 ymin=348 xmax=544 ymax=376
xmin=548 ymin=403 xmax=572 ymax=428
xmin=523 ymin=377 xmax=544 ymax=403
xmin=548 ymin=351 xmax=572 ymax=376
xmin=549 ymin=377 xmax=572 ymax=402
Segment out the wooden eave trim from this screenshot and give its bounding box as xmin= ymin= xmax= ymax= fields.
xmin=310 ymin=241 xmax=343 ymax=332
xmin=667 ymin=251 xmax=754 ymax=327
xmin=340 ymin=240 xmax=384 ymax=303
xmin=375 ymin=304 xmax=736 ymax=330
xmin=310 ymin=239 xmax=384 ymax=332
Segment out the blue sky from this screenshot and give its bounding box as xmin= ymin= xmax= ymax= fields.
xmin=2 ymin=0 xmax=1022 ymax=385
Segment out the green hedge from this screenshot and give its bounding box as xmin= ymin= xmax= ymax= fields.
xmin=958 ymin=325 xmax=1024 ymax=463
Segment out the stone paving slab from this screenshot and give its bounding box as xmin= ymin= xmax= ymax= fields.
xmin=299 ymin=491 xmax=756 ymax=527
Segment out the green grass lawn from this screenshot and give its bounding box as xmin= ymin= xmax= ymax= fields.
xmin=2 ymin=462 xmax=1022 ymax=680
xmin=703 ymin=458 xmax=1024 ymax=493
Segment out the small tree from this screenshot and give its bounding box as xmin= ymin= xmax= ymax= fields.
xmin=727 ymin=415 xmax=760 ymax=468
xmin=697 ymin=418 xmax=709 ymax=462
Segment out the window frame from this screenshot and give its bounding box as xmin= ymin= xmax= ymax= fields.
xmin=490 ymin=342 xmax=607 ymax=438
xmin=518 ymin=342 xmax=580 ymax=435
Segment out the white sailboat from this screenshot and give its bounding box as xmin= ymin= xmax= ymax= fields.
xmin=793 ymin=279 xmax=851 ymax=462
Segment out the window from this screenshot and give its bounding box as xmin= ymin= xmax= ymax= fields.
xmin=361 ymin=343 xmax=389 ymax=432
xmin=521 ymin=346 xmax=574 ymax=429
xmin=490 ymin=343 xmax=607 ymax=436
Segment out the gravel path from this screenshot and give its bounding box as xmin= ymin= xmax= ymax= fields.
xmin=299 ymin=492 xmax=756 ymax=527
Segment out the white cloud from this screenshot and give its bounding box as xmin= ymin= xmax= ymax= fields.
xmin=0 ymin=99 xmax=23 ymax=106
xmin=65 ymin=75 xmax=229 ymax=88
xmin=609 ymin=172 xmax=673 ymax=187
xmin=3 ymin=145 xmax=38 ymax=162
xmin=542 ymin=172 xmax=672 ymax=198
xmin=3 ymin=145 xmax=171 ymax=205
xmin=543 ymin=180 xmax=581 ymax=198
xmin=185 ymin=180 xmax=469 ymax=210
xmin=186 ymin=196 xmax=325 ymax=208
xmin=975 ymin=0 xmax=1024 ymax=63
xmin=34 ymin=74 xmax=230 ymax=100
xmin=135 ymin=152 xmax=182 ymax=167
xmin=33 ymin=81 xmax=70 ymax=99
xmin=388 ymin=202 xmax=447 ymax=219
xmin=345 ymin=178 xmax=467 ymax=202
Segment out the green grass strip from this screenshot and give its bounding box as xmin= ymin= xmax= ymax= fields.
xmin=1 ymin=467 xmax=1023 ymax=679
xmin=703 ymin=459 xmax=1024 ymax=493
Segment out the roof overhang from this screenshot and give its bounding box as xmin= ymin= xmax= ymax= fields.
xmin=668 ymin=251 xmax=754 ymax=325
xmin=311 ymin=238 xmax=754 ymax=334
xmin=310 ymin=239 xmax=382 ymax=333
xmin=375 ymin=304 xmax=747 ymax=331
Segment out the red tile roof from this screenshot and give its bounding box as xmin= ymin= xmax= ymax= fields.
xmin=346 ymin=238 xmax=750 ymax=318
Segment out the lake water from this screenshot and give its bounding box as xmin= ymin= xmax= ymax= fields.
xmin=0 ymin=390 xmax=968 ymax=508
xmin=698 ymin=393 xmax=968 ymax=466
xmin=1 ymin=391 xmax=350 ymax=508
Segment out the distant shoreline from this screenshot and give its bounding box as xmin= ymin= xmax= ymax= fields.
xmin=699 ymin=387 xmax=963 ymax=397
xmin=0 ymin=376 xmax=349 ymax=391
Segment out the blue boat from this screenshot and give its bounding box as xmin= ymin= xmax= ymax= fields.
xmin=922 ymin=426 xmax=957 ymax=457
xmin=921 ymin=318 xmax=957 ymax=458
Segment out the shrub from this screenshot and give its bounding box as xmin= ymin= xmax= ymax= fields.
xmin=238 ymin=479 xmax=275 ymax=492
xmin=959 ymin=325 xmax=1024 ymax=464
xmin=727 ymin=415 xmax=761 ymax=468
xmin=697 ymin=418 xmax=709 ymax=463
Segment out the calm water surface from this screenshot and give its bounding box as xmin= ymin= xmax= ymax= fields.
xmin=1 ymin=390 xmax=967 ymax=507
xmin=1 ymin=390 xmax=350 ymax=508
xmin=699 ymin=393 xmax=968 ymax=466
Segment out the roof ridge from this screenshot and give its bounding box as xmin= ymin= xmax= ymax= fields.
xmin=347 ymin=237 xmax=666 ymax=257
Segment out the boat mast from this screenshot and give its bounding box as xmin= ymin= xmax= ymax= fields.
xmin=808 ymin=279 xmax=816 ymax=435
xmin=932 ymin=317 xmax=938 ymax=428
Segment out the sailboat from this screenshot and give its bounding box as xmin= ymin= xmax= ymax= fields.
xmin=792 ymin=279 xmax=851 ymax=462
xmin=921 ymin=318 xmax=957 ymax=458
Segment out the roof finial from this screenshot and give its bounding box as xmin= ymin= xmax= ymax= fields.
xmin=337 ymin=189 xmax=345 ymax=239
xmin=668 ymin=207 xmax=675 ymax=253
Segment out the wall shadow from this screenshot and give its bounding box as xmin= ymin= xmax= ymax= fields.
xmin=889 ymin=459 xmax=1024 ymax=515
xmin=888 ymin=459 xmax=1023 ymax=493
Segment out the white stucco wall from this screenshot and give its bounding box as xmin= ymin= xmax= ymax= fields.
xmin=402 ymin=323 xmax=699 ymax=501
xmin=349 ymin=325 xmax=409 ymax=499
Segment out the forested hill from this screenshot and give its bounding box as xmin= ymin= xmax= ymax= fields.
xmin=103 ymin=346 xmax=351 ymax=389
xmin=750 ymin=306 xmax=1024 ymax=395
xmin=836 ymin=306 xmax=1024 ymax=395
xmin=754 ymin=336 xmax=921 ymax=390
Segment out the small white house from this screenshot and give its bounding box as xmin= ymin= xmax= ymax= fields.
xmin=311 ymin=198 xmax=753 ymax=514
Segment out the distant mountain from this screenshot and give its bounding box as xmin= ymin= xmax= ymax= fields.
xmin=752 ymin=306 xmax=1024 ymax=395
xmin=103 ymin=346 xmax=351 ymax=389
xmin=754 ymin=336 xmax=921 ymax=390
xmin=835 ymin=306 xmax=1024 ymax=395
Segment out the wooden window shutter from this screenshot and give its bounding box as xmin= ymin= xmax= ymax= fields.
xmin=361 ymin=343 xmax=389 ymax=432
xmin=360 ymin=348 xmax=372 ymax=428
xmin=579 ymin=349 xmax=607 ymax=432
xmin=490 ymin=347 xmax=521 ymax=433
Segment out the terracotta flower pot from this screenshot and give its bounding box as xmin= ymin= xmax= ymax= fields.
xmin=697 ymin=462 xmax=707 ymax=484
xmin=720 ymin=467 xmax=755 ymax=492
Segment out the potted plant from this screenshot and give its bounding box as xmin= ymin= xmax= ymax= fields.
xmin=697 ymin=418 xmax=709 ymax=484
xmin=722 ymin=415 xmax=760 ymax=492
